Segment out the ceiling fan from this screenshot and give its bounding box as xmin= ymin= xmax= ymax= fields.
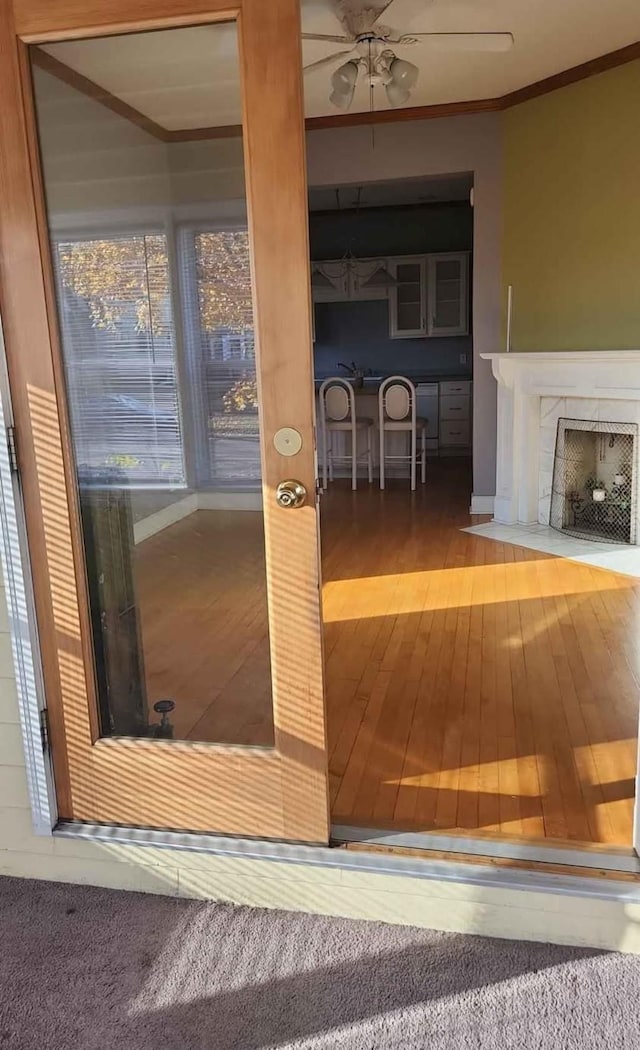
xmin=303 ymin=0 xmax=514 ymax=111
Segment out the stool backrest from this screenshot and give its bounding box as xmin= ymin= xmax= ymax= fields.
xmin=379 ymin=376 xmax=416 ymax=424
xmin=319 ymin=377 xmax=356 ymax=426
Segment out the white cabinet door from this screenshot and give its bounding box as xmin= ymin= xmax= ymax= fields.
xmin=311 ymin=260 xmax=350 ymax=302
xmin=349 ymin=259 xmax=389 ymax=301
xmin=389 ymin=256 xmax=427 ymax=338
xmin=427 ymin=253 xmax=469 ymax=337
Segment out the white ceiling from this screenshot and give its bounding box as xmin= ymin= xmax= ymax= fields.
xmin=308 ymin=174 xmax=473 ymax=210
xmin=41 ymin=0 xmax=640 ymax=129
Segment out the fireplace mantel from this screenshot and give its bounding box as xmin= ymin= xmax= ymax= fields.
xmin=480 ymin=351 xmax=640 ymax=526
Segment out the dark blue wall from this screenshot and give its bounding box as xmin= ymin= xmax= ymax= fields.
xmin=310 ymin=202 xmax=473 ymax=379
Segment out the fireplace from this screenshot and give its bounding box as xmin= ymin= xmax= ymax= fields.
xmin=549 ymin=419 xmax=637 ymax=544
xmin=481 ymin=350 xmax=640 ymax=544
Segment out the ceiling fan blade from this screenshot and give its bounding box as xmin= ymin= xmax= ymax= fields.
xmin=301 ymin=33 xmax=353 ymax=44
xmin=396 ymin=32 xmax=514 ymax=52
xmin=303 ymin=50 xmax=358 ymax=76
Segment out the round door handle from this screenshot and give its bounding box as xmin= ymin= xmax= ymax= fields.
xmin=276 ymin=479 xmax=307 ymax=509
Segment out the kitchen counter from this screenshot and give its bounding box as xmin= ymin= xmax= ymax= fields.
xmin=315 ymin=373 xmax=472 ymax=389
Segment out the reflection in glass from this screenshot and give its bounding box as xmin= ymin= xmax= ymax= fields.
xmin=30 ymin=24 xmax=274 ymax=746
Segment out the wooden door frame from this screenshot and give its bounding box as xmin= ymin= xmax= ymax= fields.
xmin=0 ymin=0 xmax=330 ymax=841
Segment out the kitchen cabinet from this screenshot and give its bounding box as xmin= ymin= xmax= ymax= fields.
xmin=312 ymin=252 xmax=470 ymax=338
xmin=427 ymin=253 xmax=469 ymax=337
xmin=439 ymin=379 xmax=472 ymax=452
xmin=388 ymin=256 xmax=427 ymax=338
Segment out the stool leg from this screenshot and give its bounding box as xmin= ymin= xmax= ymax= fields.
xmin=351 ymin=427 xmax=357 ymax=491
xmin=322 ymin=425 xmax=328 ymax=490
xmin=368 ymin=428 xmax=373 ymax=484
xmin=410 ymin=426 xmax=417 ymax=491
xmin=379 ymin=425 xmax=385 ymax=490
xmin=421 ymin=428 xmax=426 ymax=484
xmin=328 ymin=441 xmax=334 ymax=482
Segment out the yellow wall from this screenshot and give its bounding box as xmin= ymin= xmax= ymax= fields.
xmin=504 ymin=60 xmax=640 ymax=351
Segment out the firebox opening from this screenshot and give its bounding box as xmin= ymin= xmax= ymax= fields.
xmin=550 ymin=418 xmax=638 ymax=545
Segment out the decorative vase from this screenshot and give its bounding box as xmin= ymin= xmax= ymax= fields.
xmin=614 ymin=473 xmax=627 ymax=487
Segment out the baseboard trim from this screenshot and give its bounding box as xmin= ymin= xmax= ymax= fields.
xmin=133 ymin=494 xmax=198 ymax=544
xmin=134 ymin=490 xmax=263 ymax=542
xmin=197 ymin=491 xmax=262 ymax=511
xmin=470 ymin=494 xmax=495 ymax=515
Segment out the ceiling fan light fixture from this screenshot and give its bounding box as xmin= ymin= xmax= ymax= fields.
xmin=331 ymin=59 xmax=359 ymax=91
xmin=329 ymin=59 xmax=359 ymax=109
xmin=389 ymin=57 xmax=419 ymax=91
xmin=385 ymin=81 xmax=411 ymax=108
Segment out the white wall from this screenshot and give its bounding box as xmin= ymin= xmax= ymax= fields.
xmin=306 ymin=114 xmax=503 ymax=505
xmin=34 ymin=69 xmax=172 ymax=220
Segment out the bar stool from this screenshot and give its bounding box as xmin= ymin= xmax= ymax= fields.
xmin=319 ymin=378 xmax=374 ymax=491
xmin=378 ymin=375 xmax=427 ymax=491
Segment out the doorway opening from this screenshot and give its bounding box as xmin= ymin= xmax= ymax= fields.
xmin=312 ymin=180 xmax=639 ymax=858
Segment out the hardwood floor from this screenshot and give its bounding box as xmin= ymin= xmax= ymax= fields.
xmin=134 ymin=509 xmax=274 ymax=746
xmin=322 ymin=459 xmax=640 ymax=847
xmin=133 ymin=458 xmax=640 ymax=847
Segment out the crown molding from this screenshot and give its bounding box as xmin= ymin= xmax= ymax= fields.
xmin=31 ymin=37 xmax=640 ymax=143
xmin=31 ymin=47 xmax=170 ymax=141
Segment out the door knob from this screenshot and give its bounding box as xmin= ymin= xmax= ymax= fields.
xmin=276 ymin=479 xmax=307 ymax=508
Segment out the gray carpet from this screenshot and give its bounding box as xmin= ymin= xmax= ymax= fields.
xmin=0 ymin=875 xmax=638 ymax=1049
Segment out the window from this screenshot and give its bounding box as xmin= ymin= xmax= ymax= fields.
xmin=179 ymin=224 xmax=260 ymax=487
xmin=54 ymin=233 xmax=186 ymax=487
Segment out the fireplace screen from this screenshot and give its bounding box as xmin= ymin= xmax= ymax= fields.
xmin=550 ymin=418 xmax=637 ymax=544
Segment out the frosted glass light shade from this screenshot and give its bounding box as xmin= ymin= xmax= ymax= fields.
xmin=330 ymin=60 xmax=358 ymax=110
xmin=389 ymin=57 xmax=419 ymax=89
xmin=385 ymin=81 xmax=411 ymax=107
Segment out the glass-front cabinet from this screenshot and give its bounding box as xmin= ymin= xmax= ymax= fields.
xmin=427 ymin=252 xmax=469 ymax=337
xmin=388 ymin=252 xmax=469 ymax=339
xmin=388 ymin=256 xmax=427 ymax=338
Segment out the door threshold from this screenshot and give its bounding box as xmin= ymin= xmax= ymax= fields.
xmin=331 ymin=824 xmax=640 ymax=875
xmin=54 ymin=820 xmax=640 ymax=899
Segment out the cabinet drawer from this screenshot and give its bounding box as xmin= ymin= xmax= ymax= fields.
xmin=440 ymin=420 xmax=471 ymax=445
xmin=439 ymin=394 xmax=469 ymax=421
xmin=440 ymin=380 xmax=471 ymax=396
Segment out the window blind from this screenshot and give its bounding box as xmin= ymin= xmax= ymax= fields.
xmin=54 ymin=233 xmax=186 ymax=488
xmin=178 ymin=225 xmax=260 ymax=488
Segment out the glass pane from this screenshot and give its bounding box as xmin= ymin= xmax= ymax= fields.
xmin=434 ymin=301 xmax=461 ymax=328
xmin=30 ymin=23 xmax=275 ymax=747
xmin=434 ymin=260 xmax=462 ymax=328
xmin=396 ymin=262 xmax=420 ymax=284
xmin=397 ymin=302 xmax=422 ymax=330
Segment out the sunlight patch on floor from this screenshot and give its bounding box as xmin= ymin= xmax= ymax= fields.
xmin=322 ymin=559 xmax=634 ymax=621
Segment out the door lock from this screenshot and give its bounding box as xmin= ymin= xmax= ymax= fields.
xmin=276 ymin=479 xmax=307 ymax=508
